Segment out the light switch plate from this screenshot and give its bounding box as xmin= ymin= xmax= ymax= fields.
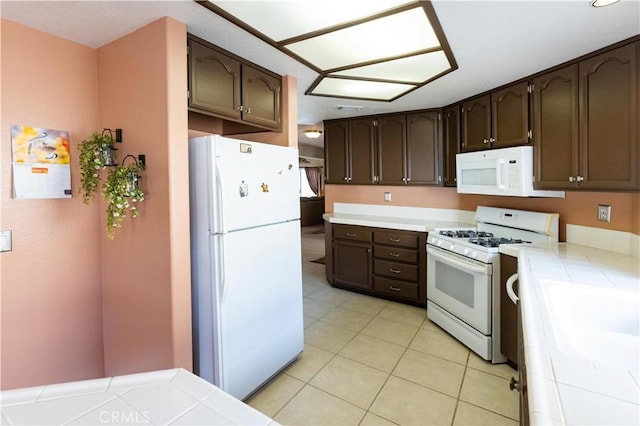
xmin=384 ymin=192 xmax=391 ymax=202
xmin=0 ymin=230 xmax=12 ymax=252
xmin=597 ymin=204 xmax=611 ymax=222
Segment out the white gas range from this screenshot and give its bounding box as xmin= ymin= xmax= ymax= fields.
xmin=426 ymin=206 xmax=559 ymax=363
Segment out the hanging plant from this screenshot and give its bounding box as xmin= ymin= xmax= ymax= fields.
xmin=102 ymin=156 xmax=145 ymax=240
xmin=78 ymin=131 xmax=116 ymax=203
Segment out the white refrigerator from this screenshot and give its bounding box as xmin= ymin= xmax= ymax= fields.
xmin=189 ymin=135 xmax=303 ymax=400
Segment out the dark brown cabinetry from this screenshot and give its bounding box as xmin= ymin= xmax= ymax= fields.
xmin=534 ymin=42 xmax=638 ymax=190
xmin=461 ymin=82 xmax=530 ymax=152
xmin=328 ymin=224 xmax=426 ymax=306
xmin=500 ymin=253 xmax=518 ymax=366
xmin=187 ymin=37 xmax=282 ymax=131
xmin=443 ymin=105 xmax=461 ymax=186
xmin=516 ymin=298 xmax=529 ymax=426
xmin=325 ymin=111 xmax=441 ymax=186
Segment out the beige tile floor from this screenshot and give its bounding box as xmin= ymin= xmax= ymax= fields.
xmin=247 ymin=224 xmax=519 ymax=426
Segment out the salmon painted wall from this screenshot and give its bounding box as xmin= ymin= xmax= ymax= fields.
xmin=97 ymin=17 xmax=192 ymax=376
xmin=325 ymin=185 xmax=640 ymax=240
xmin=0 ymin=20 xmax=104 ymax=389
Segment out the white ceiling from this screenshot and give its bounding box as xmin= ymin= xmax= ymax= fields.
xmin=2 ymin=0 xmax=639 ymax=144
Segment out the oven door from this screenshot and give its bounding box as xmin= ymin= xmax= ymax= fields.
xmin=427 ymin=245 xmax=492 ymax=335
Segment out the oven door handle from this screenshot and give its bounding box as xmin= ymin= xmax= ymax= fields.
xmin=427 ymin=246 xmax=490 ymax=274
xmin=506 ymin=273 xmax=519 ymax=304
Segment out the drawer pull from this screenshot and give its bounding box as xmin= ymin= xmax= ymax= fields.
xmin=389 ymin=268 xmax=401 ymax=274
xmin=509 ymin=377 xmax=519 ymax=391
xmin=346 ymin=232 xmax=357 ymax=237
xmin=388 ymin=252 xmax=401 ymax=257
xmin=388 ymin=237 xmax=401 ymax=242
xmin=389 ymin=286 xmax=401 ymax=292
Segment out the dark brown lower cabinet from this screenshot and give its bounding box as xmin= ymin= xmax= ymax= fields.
xmin=500 ymin=253 xmax=518 ymax=366
xmin=515 ymin=298 xmax=529 ymax=426
xmin=328 ymin=224 xmax=426 ymax=306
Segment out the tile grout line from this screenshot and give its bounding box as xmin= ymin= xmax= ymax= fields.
xmin=450 ymin=351 xmax=470 ymax=426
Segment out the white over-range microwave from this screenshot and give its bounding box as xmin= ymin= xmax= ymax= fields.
xmin=456 ymin=146 xmax=565 ymax=198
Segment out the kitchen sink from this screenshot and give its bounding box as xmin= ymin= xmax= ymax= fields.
xmin=539 ymin=280 xmax=640 ymax=374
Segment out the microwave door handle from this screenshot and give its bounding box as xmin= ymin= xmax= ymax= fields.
xmin=496 ymin=159 xmax=506 ymax=190
xmin=427 ymin=246 xmax=489 ymax=274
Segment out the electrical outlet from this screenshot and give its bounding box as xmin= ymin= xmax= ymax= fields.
xmin=597 ymin=204 xmax=611 ymax=222
xmin=384 ymin=192 xmax=391 ymax=202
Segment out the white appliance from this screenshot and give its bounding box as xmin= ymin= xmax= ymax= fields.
xmin=427 ymin=206 xmax=559 ymax=363
xmin=189 ymin=135 xmax=303 ymax=400
xmin=456 ymin=146 xmax=565 ymax=198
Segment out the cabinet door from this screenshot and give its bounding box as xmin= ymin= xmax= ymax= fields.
xmin=377 ymin=115 xmax=406 ymax=185
xmin=241 ymin=65 xmax=281 ymax=130
xmin=443 ymin=106 xmax=460 ymax=186
xmin=500 ymin=254 xmax=518 ymax=365
xmin=461 ymin=95 xmax=491 ymax=152
xmin=333 ymin=240 xmax=372 ymax=290
xmin=491 ymin=82 xmax=530 ymax=148
xmin=188 ymin=40 xmax=241 ymax=119
xmin=406 ymin=111 xmax=441 ymax=185
xmin=533 ymin=65 xmax=579 ymax=189
xmin=579 ymin=43 xmax=638 ymax=189
xmin=324 ymin=121 xmax=349 ymax=184
xmin=349 ymin=118 xmax=376 ymax=184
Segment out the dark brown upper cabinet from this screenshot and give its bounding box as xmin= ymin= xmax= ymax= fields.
xmin=406 ymin=111 xmax=441 ymax=185
xmin=534 ymin=42 xmax=638 ymax=191
xmin=443 ymin=105 xmax=461 ymax=186
xmin=349 ymin=118 xmax=377 ymax=185
xmin=377 ymin=115 xmax=406 ymax=185
xmin=324 ymin=120 xmax=349 ymax=184
xmin=461 ymin=82 xmax=530 ymax=152
xmin=533 ymin=64 xmax=580 ymax=190
xmin=188 ymin=37 xmax=282 ymax=131
xmin=578 ymin=43 xmax=638 ymax=190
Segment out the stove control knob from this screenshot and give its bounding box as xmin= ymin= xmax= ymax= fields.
xmin=464 ymin=248 xmax=470 ymax=255
xmin=436 ymin=239 xmax=442 ymax=246
xmin=449 ymin=243 xmax=455 ymax=250
xmin=471 ymin=251 xmax=478 ymax=259
xmin=431 ymin=237 xmax=437 ymax=244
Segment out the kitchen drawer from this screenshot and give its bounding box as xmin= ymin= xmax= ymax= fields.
xmin=374 ymin=260 xmax=418 ymax=282
xmin=373 ymin=245 xmax=418 ymax=264
xmin=374 ymin=231 xmax=418 ymax=248
xmin=374 ymin=277 xmax=418 ymax=301
xmin=333 ymin=225 xmax=372 ymax=243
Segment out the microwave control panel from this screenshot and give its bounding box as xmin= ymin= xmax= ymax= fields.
xmin=505 ymin=159 xmax=520 ymax=189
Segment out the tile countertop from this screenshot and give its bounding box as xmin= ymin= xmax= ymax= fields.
xmin=500 ymin=243 xmax=640 ymax=425
xmin=323 ymin=203 xmax=476 ymax=232
xmin=0 ymin=368 xmax=276 ymax=425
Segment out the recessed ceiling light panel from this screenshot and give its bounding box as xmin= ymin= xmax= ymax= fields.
xmin=310 ymin=77 xmax=415 ymax=101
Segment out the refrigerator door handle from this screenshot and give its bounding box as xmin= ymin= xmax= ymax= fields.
xmin=216 ymin=234 xmax=226 ymax=299
xmin=215 ymin=163 xmax=226 ymax=234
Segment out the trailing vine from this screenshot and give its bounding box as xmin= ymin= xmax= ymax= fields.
xmin=78 ymin=132 xmax=115 ymax=203
xmin=102 ymin=162 xmax=145 ymax=240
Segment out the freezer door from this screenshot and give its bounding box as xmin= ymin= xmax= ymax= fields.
xmin=217 ymin=220 xmax=303 ymax=400
xmin=214 ymin=136 xmax=301 ymax=233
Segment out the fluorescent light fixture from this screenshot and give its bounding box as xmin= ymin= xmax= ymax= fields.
xmin=201 ymin=0 xmax=457 ymax=102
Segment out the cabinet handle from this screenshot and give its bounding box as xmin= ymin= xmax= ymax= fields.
xmin=489 ymin=137 xmax=496 ymax=143
xmin=344 ymin=176 xmax=348 ymax=181
xmin=346 ymin=232 xmax=357 ymax=237
xmin=509 ymin=377 xmax=519 ymax=391
xmin=388 ymin=237 xmax=401 ymax=243
xmin=389 ymin=286 xmax=402 ymax=292
xmin=483 ymin=138 xmax=489 ymax=144
xmin=236 ymin=105 xmax=244 ymax=112
xmin=438 ymin=176 xmax=442 ymax=183
xmin=406 ymin=177 xmax=411 ymax=182
xmin=245 ymin=107 xmax=251 ymax=114
xmin=389 ymin=268 xmax=401 ymax=274
xmin=576 ymin=176 xmax=584 ymax=182
xmin=388 ymin=252 xmax=401 ymax=257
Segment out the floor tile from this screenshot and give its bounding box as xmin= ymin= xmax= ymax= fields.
xmin=369 ymin=376 xmax=457 ymax=426
xmin=421 ymin=317 xmax=446 ymax=334
xmin=246 ymin=374 xmax=304 ymax=418
xmin=339 ymin=334 xmax=405 ymax=373
xmin=304 ymin=321 xmax=357 ymax=353
xmin=320 ymin=306 xmax=375 ymax=332
xmin=377 ymin=303 xmax=427 ymax=327
xmin=284 ymin=344 xmax=334 ymax=383
xmin=392 ymin=349 xmax=465 ymax=397
xmin=302 ymin=297 xmax=334 ymax=320
xmin=459 ymin=369 xmax=519 ymax=420
xmin=310 ymin=356 xmax=388 ymax=410
xmin=306 ymin=287 xmax=353 ymax=307
xmin=409 ymin=328 xmax=469 ymax=365
xmin=359 ymin=412 xmax=398 ymax=425
xmin=467 ymin=352 xmax=518 ymax=380
xmin=361 ymin=317 xmax=419 ymax=347
xmin=303 ymin=316 xmax=316 ymax=329
xmin=453 ymin=401 xmax=518 ymax=425
xmin=340 ymin=294 xmax=389 ymax=315
xmin=274 ymin=385 xmax=365 ymax=425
